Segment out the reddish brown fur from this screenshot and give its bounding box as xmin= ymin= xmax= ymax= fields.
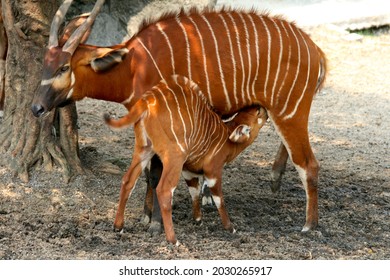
xmin=32 ymin=5 xmax=327 ymax=243
xmin=105 ymin=75 xmax=267 ymax=244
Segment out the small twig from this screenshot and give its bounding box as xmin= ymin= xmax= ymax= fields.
xmin=14 ymin=22 xmax=28 ymax=40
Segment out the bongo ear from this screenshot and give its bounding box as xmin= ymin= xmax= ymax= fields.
xmin=90 ymin=48 xmax=131 ymax=72
xmin=229 ymin=124 xmax=251 ymax=143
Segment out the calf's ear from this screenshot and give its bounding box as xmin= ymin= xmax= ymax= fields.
xmin=229 ymin=124 xmax=251 ymax=143
xmin=90 ymin=48 xmax=132 ymax=72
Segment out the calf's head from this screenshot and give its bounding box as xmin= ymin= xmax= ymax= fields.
xmin=227 ymin=107 xmax=268 ymax=144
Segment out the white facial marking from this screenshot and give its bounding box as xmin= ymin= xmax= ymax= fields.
xmin=41 ymin=77 xmax=55 ymax=86
xmin=66 ymin=88 xmax=74 ymax=99
xmin=70 ymin=72 xmax=76 ymax=87
xmin=222 ymin=112 xmax=238 ymax=123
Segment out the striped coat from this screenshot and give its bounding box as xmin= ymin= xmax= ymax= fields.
xmin=33 ymin=4 xmax=327 ymax=243
xmin=124 ymin=8 xmax=326 ymax=120
xmin=120 ymin=8 xmax=326 ymax=236
xmin=106 ymin=75 xmax=267 ymax=244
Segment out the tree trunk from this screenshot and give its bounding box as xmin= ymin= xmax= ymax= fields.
xmin=0 ymin=5 xmax=6 ymax=114
xmin=0 ymin=0 xmax=217 ymax=183
xmin=0 ymin=0 xmax=84 ymax=183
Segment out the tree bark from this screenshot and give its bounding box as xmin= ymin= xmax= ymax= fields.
xmin=0 ymin=0 xmax=83 ymax=182
xmin=0 ymin=0 xmax=217 ymax=183
xmin=0 ymin=5 xmax=6 ymax=113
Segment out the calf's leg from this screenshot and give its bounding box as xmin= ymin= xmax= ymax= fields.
xmin=148 ymin=156 xmax=163 ymax=235
xmin=141 ymin=156 xmax=164 ymax=236
xmin=114 ymin=152 xmax=144 ymax=231
xmin=156 ymin=160 xmax=183 ymax=245
xmin=184 ymin=176 xmax=202 ymax=223
xmin=204 ymin=171 xmax=235 ymax=233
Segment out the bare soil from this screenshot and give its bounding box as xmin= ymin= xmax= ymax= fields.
xmin=0 ymin=25 xmax=389 ymax=260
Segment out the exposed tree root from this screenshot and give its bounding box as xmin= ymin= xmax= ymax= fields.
xmin=0 ymin=0 xmax=85 ymax=184
xmin=1 ymin=106 xmax=85 ymax=183
xmin=58 ymin=104 xmax=85 ymax=176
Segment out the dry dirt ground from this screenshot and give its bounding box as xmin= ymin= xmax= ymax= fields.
xmin=0 ymin=24 xmax=389 ymax=260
